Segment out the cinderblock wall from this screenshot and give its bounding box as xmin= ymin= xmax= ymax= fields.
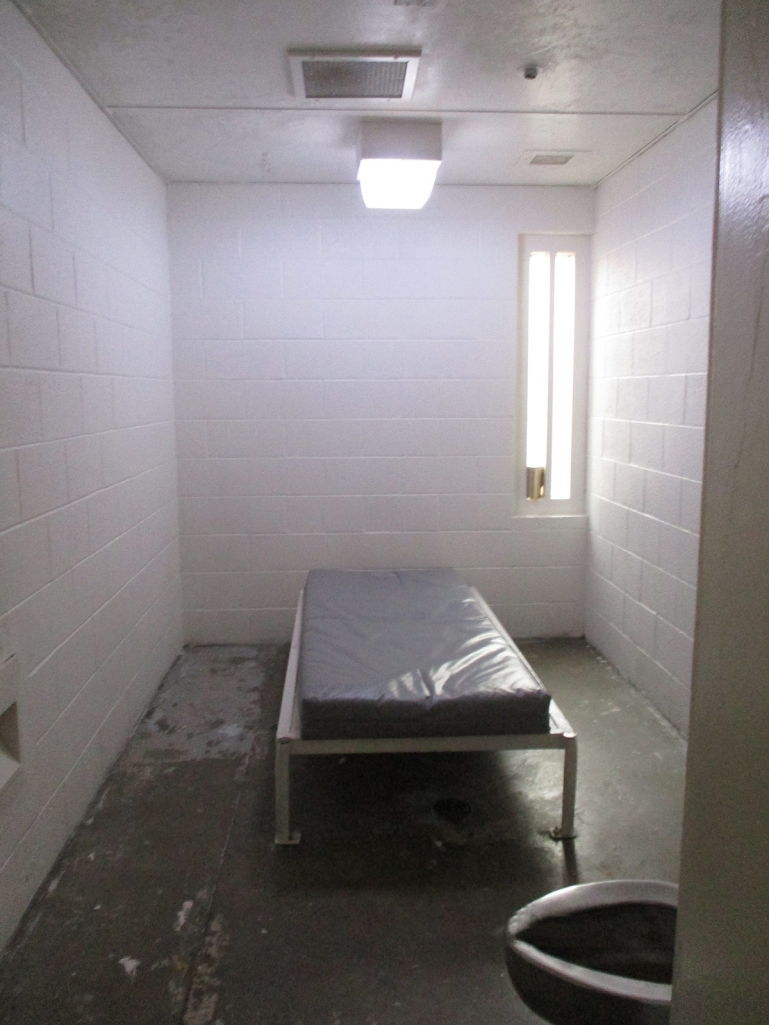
xmin=0 ymin=0 xmax=182 ymax=947
xmin=586 ymin=101 xmax=717 ymax=734
xmin=169 ymin=183 xmax=594 ymax=643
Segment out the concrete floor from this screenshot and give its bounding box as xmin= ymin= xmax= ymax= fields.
xmin=0 ymin=639 xmax=687 ymax=1025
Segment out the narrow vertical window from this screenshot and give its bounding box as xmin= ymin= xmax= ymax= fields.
xmin=520 ymin=236 xmax=589 ymax=515
xmin=550 ymin=251 xmax=576 ymax=499
xmin=526 ymin=252 xmax=551 ymax=499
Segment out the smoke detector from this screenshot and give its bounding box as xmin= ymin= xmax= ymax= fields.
xmin=289 ymin=49 xmax=421 ymax=100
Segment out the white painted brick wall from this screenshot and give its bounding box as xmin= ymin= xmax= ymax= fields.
xmin=0 ymin=0 xmax=182 ymax=949
xmin=169 ymin=183 xmax=595 ymax=643
xmin=586 ymin=101 xmax=718 ymax=735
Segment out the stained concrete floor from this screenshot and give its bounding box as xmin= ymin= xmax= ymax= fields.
xmin=0 ymin=639 xmax=687 ymax=1025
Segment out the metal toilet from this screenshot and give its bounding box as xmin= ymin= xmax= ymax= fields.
xmin=505 ymin=880 xmax=677 ymax=1025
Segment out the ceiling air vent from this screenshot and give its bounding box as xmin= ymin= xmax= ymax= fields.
xmin=530 ymin=153 xmax=574 ymax=166
xmin=289 ymin=50 xmax=421 ymax=100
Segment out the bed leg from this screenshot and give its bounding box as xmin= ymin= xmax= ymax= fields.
xmin=551 ymin=731 xmax=578 ymax=841
xmin=275 ymin=739 xmax=300 ymax=845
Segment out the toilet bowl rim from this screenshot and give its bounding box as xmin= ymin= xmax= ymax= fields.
xmin=510 ymin=938 xmax=673 ymax=1006
xmin=506 ymin=879 xmax=678 ymax=1007
xmin=507 ymin=878 xmax=678 ymax=936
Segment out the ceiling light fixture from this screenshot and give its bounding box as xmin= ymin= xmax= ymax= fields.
xmin=357 ymin=120 xmax=442 ymax=209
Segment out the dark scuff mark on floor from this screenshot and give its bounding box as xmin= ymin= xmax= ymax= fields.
xmin=181 ymin=914 xmax=230 ymax=1025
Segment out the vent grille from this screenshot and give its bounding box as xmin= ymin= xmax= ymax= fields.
xmin=289 ymin=49 xmax=421 ymax=100
xmin=302 ymin=60 xmax=408 ymax=99
xmin=530 ymin=153 xmax=574 ymax=166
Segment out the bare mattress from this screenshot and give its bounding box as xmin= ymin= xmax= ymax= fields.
xmin=297 ymin=568 xmax=552 ymax=739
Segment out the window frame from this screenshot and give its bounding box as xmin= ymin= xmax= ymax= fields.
xmin=516 ymin=233 xmax=591 ymax=517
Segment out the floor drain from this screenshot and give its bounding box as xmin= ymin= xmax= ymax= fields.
xmin=433 ymin=797 xmax=472 ymax=825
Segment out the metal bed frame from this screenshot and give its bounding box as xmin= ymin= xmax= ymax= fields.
xmin=275 ymin=586 xmax=577 ymax=845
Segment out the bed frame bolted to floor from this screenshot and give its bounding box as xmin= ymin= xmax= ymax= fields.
xmin=275 ymin=587 xmax=578 ymax=846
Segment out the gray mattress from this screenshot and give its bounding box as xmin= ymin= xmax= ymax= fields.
xmin=297 ymin=569 xmax=552 ymax=739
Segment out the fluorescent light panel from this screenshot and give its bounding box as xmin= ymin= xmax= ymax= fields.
xmin=358 ymin=121 xmax=441 ymax=209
